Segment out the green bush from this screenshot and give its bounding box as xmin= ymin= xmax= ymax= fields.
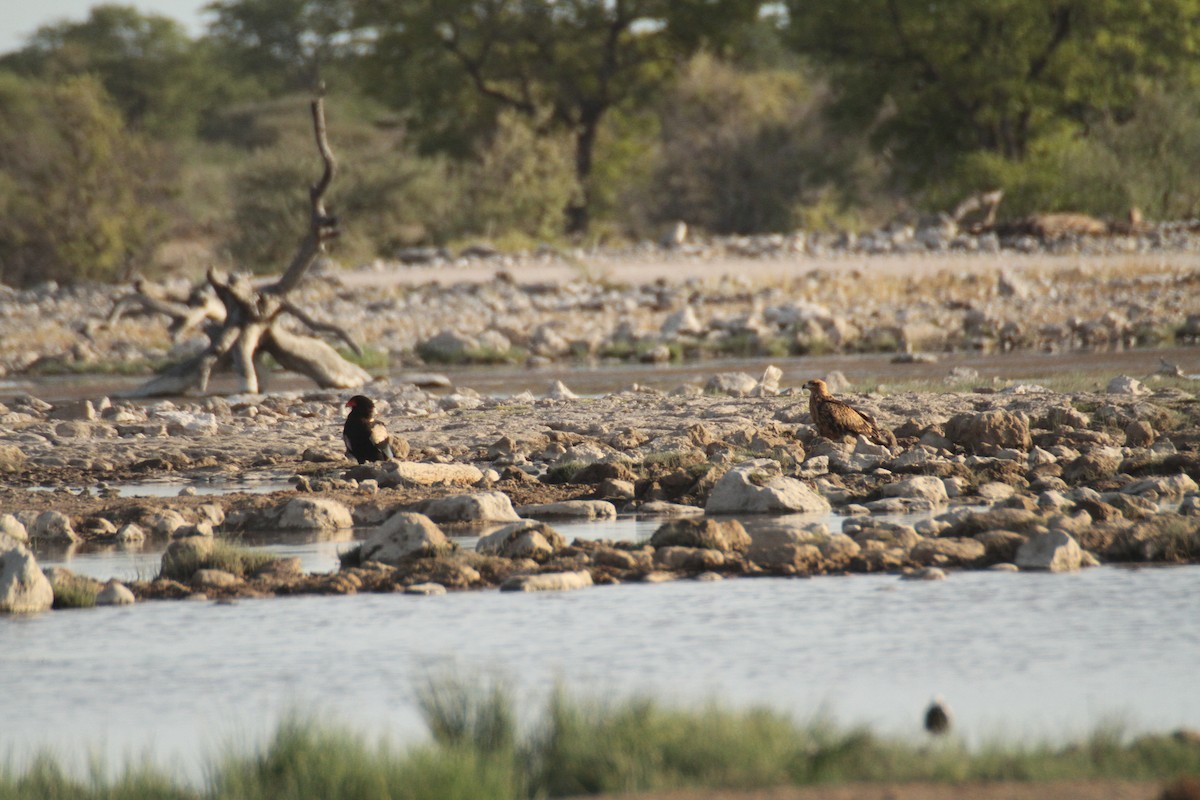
xmin=0 ymin=72 xmax=170 ymax=287
xmin=641 ymin=54 xmax=870 ymax=235
xmin=157 ymin=540 xmax=278 ymax=582
xmin=464 ymin=111 xmax=578 ymax=241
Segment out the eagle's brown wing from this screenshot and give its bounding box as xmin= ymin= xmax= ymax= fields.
xmin=816 ymin=397 xmax=893 ymax=445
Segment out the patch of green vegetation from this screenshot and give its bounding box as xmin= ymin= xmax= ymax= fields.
xmin=5 ymin=683 xmax=1200 ymax=799
xmin=415 ymin=343 xmax=527 ymax=366
xmin=23 ymin=357 xmax=165 ymax=377
xmin=337 ymin=345 xmax=390 ymax=372
xmin=50 ymin=578 xmax=99 ymax=609
xmin=1133 ymin=518 xmax=1200 ymax=563
xmin=542 ymin=460 xmax=589 ymax=484
xmin=157 ymin=540 xmax=278 ymax=582
xmin=640 ymin=450 xmax=704 ymax=473
xmin=792 ymin=333 xmax=835 ymax=357
xmin=596 ymin=340 xmax=683 ymax=363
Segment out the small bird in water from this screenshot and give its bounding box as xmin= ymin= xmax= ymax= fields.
xmin=343 ymin=395 xmax=393 ymax=463
xmin=924 ymin=696 xmax=953 ymax=735
xmin=803 ymin=378 xmax=895 ymax=446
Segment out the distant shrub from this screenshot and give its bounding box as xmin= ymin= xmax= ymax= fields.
xmin=464 ymin=110 xmax=578 ymax=241
xmin=640 ymin=54 xmax=869 ymax=235
xmin=0 ymin=72 xmax=170 ymax=286
xmin=223 ymin=94 xmax=468 ymax=272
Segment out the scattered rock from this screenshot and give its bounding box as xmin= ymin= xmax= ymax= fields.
xmin=516 ymin=500 xmax=617 ymax=519
xmin=419 ymin=491 xmax=522 ymax=523
xmin=650 ymin=518 xmax=750 ymax=552
xmin=359 ymin=512 xmax=454 ymax=564
xmin=945 ymin=409 xmax=1031 ymax=454
xmin=477 ymin=521 xmax=566 ymax=560
xmin=500 ymin=570 xmax=593 ymax=592
xmin=96 ymin=580 xmax=136 ymax=606
xmin=1016 ymin=530 xmax=1083 ymax=572
xmin=278 ymin=497 xmax=354 ymax=532
xmin=705 ymin=459 xmax=831 ymax=514
xmin=0 ymin=544 xmax=54 ymax=614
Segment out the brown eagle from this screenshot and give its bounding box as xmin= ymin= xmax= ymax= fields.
xmin=803 ymin=379 xmax=894 ymax=446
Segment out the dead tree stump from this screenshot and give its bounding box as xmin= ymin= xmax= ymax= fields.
xmin=119 ymin=95 xmax=371 ymax=397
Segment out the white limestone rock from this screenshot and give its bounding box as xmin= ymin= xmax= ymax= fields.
xmin=420 ymin=491 xmax=521 ymax=523
xmin=516 ymin=500 xmax=617 ymax=520
xmin=96 ymin=580 xmax=136 ymax=606
xmin=1016 ymin=530 xmax=1083 ymax=572
xmin=278 ymin=497 xmax=354 ymax=532
xmin=705 ymin=459 xmax=831 ymax=515
xmin=477 ymin=521 xmax=565 ymax=560
xmin=360 ymin=512 xmax=454 ymax=565
xmin=0 ymin=544 xmax=54 ymax=614
xmin=882 ymin=475 xmax=949 ymax=505
xmin=30 ymin=511 xmax=79 ymax=543
xmin=500 ymin=570 xmax=593 ymax=592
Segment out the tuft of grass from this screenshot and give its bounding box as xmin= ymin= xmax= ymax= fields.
xmin=418 ymin=674 xmax=517 ymax=755
xmin=541 ymin=460 xmax=589 ymax=484
xmin=157 ymin=540 xmax=279 ymax=582
xmin=210 ymin=715 xmax=518 ymax=800
xmin=337 ymin=345 xmax=390 ymax=372
xmin=415 ymin=343 xmax=527 ymax=366
xmin=640 ymin=450 xmax=704 ymax=474
xmin=51 ymin=578 xmax=99 ymax=610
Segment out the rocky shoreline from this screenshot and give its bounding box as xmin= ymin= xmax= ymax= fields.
xmin=4 ymin=366 xmax=1200 ymax=612
xmin=4 ymin=227 xmax=1200 ymax=380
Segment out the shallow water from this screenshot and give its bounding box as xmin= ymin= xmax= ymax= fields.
xmin=9 ymin=344 xmax=1200 ymax=404
xmin=7 ymin=516 xmax=1200 ymax=779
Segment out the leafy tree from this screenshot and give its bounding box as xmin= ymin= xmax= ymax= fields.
xmin=204 ymin=0 xmax=363 ymax=93
xmin=0 ymin=73 xmax=170 ymax=286
xmin=785 ymin=0 xmax=1200 ymax=188
xmin=359 ymin=0 xmax=765 ymax=235
xmin=0 ymin=5 xmax=231 ymax=138
xmin=648 ymin=54 xmax=860 ymax=235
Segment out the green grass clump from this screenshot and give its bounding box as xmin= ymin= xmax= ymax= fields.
xmin=157 ymin=540 xmax=279 ymax=582
xmin=211 ymin=716 xmax=518 ymax=800
xmin=50 ymin=577 xmax=100 ymax=610
xmin=541 ymin=460 xmax=589 ymax=484
xmin=640 ymin=450 xmax=704 ymax=473
xmin=337 ymin=345 xmax=390 ymax=372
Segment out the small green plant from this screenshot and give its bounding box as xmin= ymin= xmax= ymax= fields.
xmin=157 ymin=540 xmax=278 ymax=582
xmin=51 ymin=577 xmax=100 ymax=609
xmin=542 ymin=460 xmax=589 ymax=484
xmin=641 ymin=450 xmax=704 ymax=474
xmin=337 ymin=345 xmax=390 ymax=372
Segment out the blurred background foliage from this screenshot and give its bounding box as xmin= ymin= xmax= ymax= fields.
xmin=2 ymin=0 xmax=1200 ymax=285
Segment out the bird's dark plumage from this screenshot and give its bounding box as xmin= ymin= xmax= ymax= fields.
xmin=343 ymin=395 xmax=393 ymax=463
xmin=924 ymin=697 xmax=952 ymax=735
xmin=803 ymin=378 xmax=895 ymax=446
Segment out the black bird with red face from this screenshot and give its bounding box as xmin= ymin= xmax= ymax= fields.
xmin=343 ymin=395 xmax=393 ymax=463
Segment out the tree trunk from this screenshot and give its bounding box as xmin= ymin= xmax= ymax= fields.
xmin=123 ymin=94 xmax=372 ymax=398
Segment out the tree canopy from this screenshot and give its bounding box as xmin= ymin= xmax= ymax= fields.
xmin=785 ymin=0 xmax=1200 ymax=186
xmin=358 ymin=0 xmax=764 ymax=233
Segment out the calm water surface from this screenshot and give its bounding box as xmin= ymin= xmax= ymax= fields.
xmin=5 ymin=516 xmax=1200 ymax=778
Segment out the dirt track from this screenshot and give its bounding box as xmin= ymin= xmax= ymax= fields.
xmin=590 ymin=778 xmax=1170 ymax=800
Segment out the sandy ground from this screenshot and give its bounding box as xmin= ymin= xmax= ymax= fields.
xmin=585 ymin=779 xmax=1170 ymax=800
